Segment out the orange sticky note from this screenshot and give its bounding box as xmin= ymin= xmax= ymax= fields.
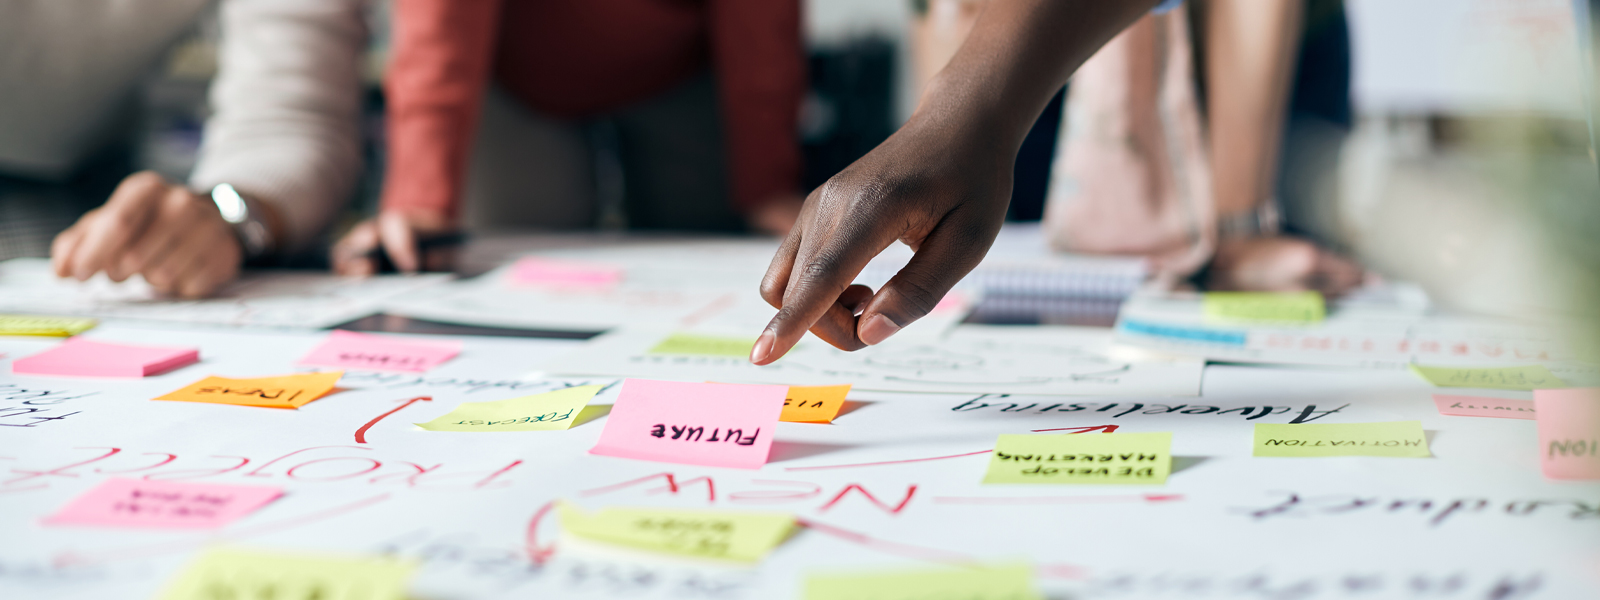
xmin=155 ymin=372 xmax=343 ymax=409
xmin=782 ymin=385 xmax=851 ymax=423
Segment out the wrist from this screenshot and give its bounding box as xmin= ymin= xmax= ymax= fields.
xmin=1215 ymin=201 xmax=1282 ymax=241
xmin=205 ymin=183 xmax=279 ymax=262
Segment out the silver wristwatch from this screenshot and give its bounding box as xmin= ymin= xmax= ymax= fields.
xmin=208 ymin=183 xmax=275 ymax=260
xmin=1216 ymin=200 xmax=1282 ymax=239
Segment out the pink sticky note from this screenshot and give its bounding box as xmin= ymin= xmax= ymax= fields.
xmin=13 ymin=338 xmax=198 ymax=377
xmin=1533 ymin=388 xmax=1600 ymax=480
xmin=508 ymin=257 xmax=623 ymax=287
xmin=1433 ymin=394 xmax=1536 ymax=420
xmin=297 ymin=330 xmax=461 ymax=373
xmin=590 ymin=379 xmax=786 ymax=469
xmin=43 ymin=478 xmax=283 ymax=529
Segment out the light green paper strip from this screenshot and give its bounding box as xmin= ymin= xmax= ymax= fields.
xmin=804 ymin=564 xmax=1041 ymax=600
xmin=646 ymin=332 xmax=758 ymax=357
xmin=1254 ymin=421 xmax=1431 ymax=457
xmin=0 ymin=314 xmax=97 ymax=337
xmin=983 ymin=432 xmax=1172 ymax=485
xmin=415 ymin=385 xmax=603 ymax=431
xmin=156 ymin=547 xmax=416 ymax=600
xmin=558 ymin=502 xmax=795 ymax=563
xmin=1409 ymin=364 xmax=1565 ymax=391
xmin=1202 ymin=291 xmax=1325 ymax=324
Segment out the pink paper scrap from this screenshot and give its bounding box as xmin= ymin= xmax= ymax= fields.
xmin=508 ymin=257 xmax=623 ymax=287
xmin=43 ymin=478 xmax=283 ymax=529
xmin=590 ymin=379 xmax=787 ymax=470
xmin=1432 ymin=394 xmax=1536 ymax=420
xmin=297 ymin=330 xmax=461 ymax=373
xmin=12 ymin=338 xmax=198 ymax=378
xmin=1533 ymin=388 xmax=1600 ymax=480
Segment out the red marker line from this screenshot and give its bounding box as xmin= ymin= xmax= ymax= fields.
xmin=524 ymin=500 xmax=559 ymax=565
xmin=785 ymin=449 xmax=994 ymax=472
xmin=932 ymin=493 xmax=1184 ymax=505
xmin=355 ymin=396 xmax=432 ymax=444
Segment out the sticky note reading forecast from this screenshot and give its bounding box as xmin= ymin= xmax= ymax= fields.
xmin=803 ymin=564 xmax=1042 ymax=600
xmin=1410 ymin=364 xmax=1565 ymax=390
xmin=558 ymin=503 xmax=795 ymax=562
xmin=415 ymin=385 xmax=603 ymax=431
xmin=154 ymin=371 xmax=343 ymax=409
xmin=647 ymin=333 xmax=758 ymax=357
xmin=298 ymin=330 xmax=461 ymax=373
xmin=984 ymin=432 xmax=1172 ymax=485
xmin=44 ymin=478 xmax=282 ymax=529
xmin=1254 ymin=421 xmax=1431 ymax=457
xmin=0 ymin=314 xmax=96 ymax=337
xmin=1202 ymin=291 xmax=1325 ymax=324
xmin=1533 ymin=388 xmax=1600 ymax=480
xmin=156 ymin=548 xmax=415 ymax=600
xmin=13 ymin=338 xmax=198 ymax=377
xmin=589 ymin=379 xmax=785 ymax=469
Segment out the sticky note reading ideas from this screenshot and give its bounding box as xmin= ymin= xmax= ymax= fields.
xmin=155 ymin=371 xmax=343 ymax=409
xmin=559 ymin=502 xmax=795 ymax=562
xmin=1254 ymin=421 xmax=1431 ymax=457
xmin=416 ymin=385 xmax=603 ymax=431
xmin=984 ymin=432 xmax=1172 ymax=485
xmin=298 ymin=330 xmax=460 ymax=373
xmin=44 ymin=478 xmax=282 ymax=529
xmin=13 ymin=338 xmax=198 ymax=377
xmin=1410 ymin=364 xmax=1565 ymax=391
xmin=1202 ymin=291 xmax=1325 ymax=324
xmin=1533 ymin=388 xmax=1600 ymax=480
xmin=804 ymin=564 xmax=1042 ymax=600
xmin=590 ymin=379 xmax=785 ymax=469
xmin=157 ymin=548 xmax=415 ymax=600
xmin=0 ymin=314 xmax=96 ymax=337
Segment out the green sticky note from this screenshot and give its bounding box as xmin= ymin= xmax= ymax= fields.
xmin=415 ymin=385 xmax=603 ymax=431
xmin=1409 ymin=364 xmax=1565 ymax=390
xmin=0 ymin=314 xmax=96 ymax=337
xmin=647 ymin=332 xmax=757 ymax=357
xmin=804 ymin=564 xmax=1041 ymax=600
xmin=558 ymin=502 xmax=795 ymax=563
xmin=1202 ymin=291 xmax=1325 ymax=324
xmin=1254 ymin=421 xmax=1431 ymax=457
xmin=983 ymin=432 xmax=1172 ymax=485
xmin=156 ymin=547 xmax=415 ymax=600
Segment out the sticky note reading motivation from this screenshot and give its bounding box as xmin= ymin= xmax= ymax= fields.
xmin=416 ymin=385 xmax=603 ymax=431
xmin=804 ymin=564 xmax=1041 ymax=600
xmin=298 ymin=330 xmax=461 ymax=373
xmin=648 ymin=333 xmax=757 ymax=357
xmin=0 ymin=314 xmax=96 ymax=337
xmin=44 ymin=478 xmax=281 ymax=529
xmin=559 ymin=502 xmax=795 ymax=562
xmin=1533 ymin=388 xmax=1600 ymax=480
xmin=1254 ymin=421 xmax=1431 ymax=457
xmin=1433 ymin=394 xmax=1536 ymax=420
xmin=1410 ymin=364 xmax=1565 ymax=390
xmin=155 ymin=371 xmax=343 ymax=409
xmin=157 ymin=548 xmax=415 ymax=600
xmin=1202 ymin=291 xmax=1325 ymax=324
xmin=508 ymin=256 xmax=623 ymax=287
xmin=781 ymin=384 xmax=851 ymax=423
xmin=13 ymin=338 xmax=198 ymax=377
xmin=984 ymin=432 xmax=1172 ymax=485
xmin=590 ymin=379 xmax=786 ymax=469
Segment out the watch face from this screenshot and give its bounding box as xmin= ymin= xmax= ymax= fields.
xmin=212 ymin=184 xmax=248 ymax=224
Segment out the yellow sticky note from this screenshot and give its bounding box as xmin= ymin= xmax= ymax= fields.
xmin=558 ymin=502 xmax=795 ymax=563
xmin=154 ymin=372 xmax=343 ymax=409
xmin=782 ymin=384 xmax=850 ymax=423
xmin=415 ymin=385 xmax=603 ymax=431
xmin=648 ymin=333 xmax=757 ymax=357
xmin=983 ymin=432 xmax=1172 ymax=485
xmin=1202 ymin=291 xmax=1325 ymax=324
xmin=0 ymin=314 xmax=96 ymax=337
xmin=1410 ymin=364 xmax=1565 ymax=390
xmin=156 ymin=547 xmax=415 ymax=600
xmin=804 ymin=564 xmax=1041 ymax=600
xmin=1254 ymin=421 xmax=1431 ymax=457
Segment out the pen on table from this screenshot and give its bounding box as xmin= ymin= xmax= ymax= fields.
xmin=367 ymin=232 xmax=467 ymax=273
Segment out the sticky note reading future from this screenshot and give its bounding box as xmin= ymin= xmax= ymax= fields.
xmin=1433 ymin=394 xmax=1536 ymax=420
xmin=1533 ymin=388 xmax=1600 ymax=480
xmin=647 ymin=333 xmax=757 ymax=358
xmin=415 ymin=385 xmax=603 ymax=431
xmin=12 ymin=338 xmax=198 ymax=377
xmin=156 ymin=548 xmax=415 ymax=600
xmin=508 ymin=256 xmax=623 ymax=287
xmin=558 ymin=502 xmax=795 ymax=562
xmin=1410 ymin=364 xmax=1565 ymax=390
xmin=1202 ymin=291 xmax=1325 ymax=324
xmin=804 ymin=564 xmax=1042 ymax=600
xmin=984 ymin=432 xmax=1172 ymax=485
xmin=0 ymin=314 xmax=96 ymax=337
xmin=154 ymin=371 xmax=343 ymax=409
xmin=590 ymin=379 xmax=786 ymax=469
xmin=43 ymin=478 xmax=282 ymax=529
xmin=1254 ymin=421 xmax=1431 ymax=457
xmin=298 ymin=330 xmax=461 ymax=373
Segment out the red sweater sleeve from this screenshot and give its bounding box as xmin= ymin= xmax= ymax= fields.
xmin=707 ymin=0 xmax=805 ymax=213
xmin=380 ymin=0 xmax=502 ymax=220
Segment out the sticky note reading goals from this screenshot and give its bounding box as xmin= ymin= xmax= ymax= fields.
xmin=983 ymin=432 xmax=1172 ymax=485
xmin=154 ymin=372 xmax=343 ymax=409
xmin=647 ymin=333 xmax=757 ymax=357
xmin=803 ymin=564 xmax=1042 ymax=600
xmin=1202 ymin=291 xmax=1325 ymax=324
xmin=416 ymin=385 xmax=603 ymax=431
xmin=1410 ymin=364 xmax=1565 ymax=390
xmin=1254 ymin=421 xmax=1431 ymax=457
xmin=298 ymin=330 xmax=461 ymax=373
xmin=0 ymin=314 xmax=96 ymax=337
xmin=156 ymin=548 xmax=415 ymax=600
xmin=558 ymin=502 xmax=795 ymax=562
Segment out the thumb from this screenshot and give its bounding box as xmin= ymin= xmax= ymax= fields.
xmin=856 ymin=217 xmax=995 ymax=345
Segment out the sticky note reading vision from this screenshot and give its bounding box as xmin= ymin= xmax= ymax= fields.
xmin=0 ymin=314 xmax=96 ymax=337
xmin=1202 ymin=291 xmax=1325 ymax=324
xmin=155 ymin=371 xmax=343 ymax=409
xmin=1410 ymin=364 xmax=1565 ymax=390
xmin=416 ymin=385 xmax=603 ymax=431
xmin=1533 ymin=388 xmax=1600 ymax=480
xmin=984 ymin=432 xmax=1172 ymax=485
xmin=781 ymin=384 xmax=851 ymax=423
xmin=298 ymin=330 xmax=461 ymax=373
xmin=43 ymin=478 xmax=282 ymax=529
xmin=508 ymin=256 xmax=623 ymax=287
xmin=648 ymin=332 xmax=757 ymax=357
xmin=590 ymin=379 xmax=786 ymax=469
xmin=13 ymin=338 xmax=198 ymax=377
xmin=804 ymin=564 xmax=1042 ymax=600
xmin=558 ymin=502 xmax=795 ymax=562
xmin=1433 ymin=394 xmax=1536 ymax=420
xmin=1254 ymin=421 xmax=1431 ymax=457
xmin=156 ymin=547 xmax=415 ymax=600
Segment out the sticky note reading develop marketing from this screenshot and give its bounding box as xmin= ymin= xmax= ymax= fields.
xmin=44 ymin=478 xmax=282 ymax=529
xmin=0 ymin=314 xmax=96 ymax=337
xmin=1410 ymin=364 xmax=1565 ymax=390
xmin=590 ymin=379 xmax=786 ymax=469
xmin=415 ymin=385 xmax=603 ymax=431
xmin=157 ymin=548 xmax=415 ymax=600
xmin=508 ymin=256 xmax=623 ymax=287
xmin=559 ymin=502 xmax=795 ymax=562
xmin=781 ymin=384 xmax=850 ymax=423
xmin=13 ymin=338 xmax=198 ymax=377
xmin=155 ymin=371 xmax=343 ymax=409
xmin=984 ymin=432 xmax=1172 ymax=485
xmin=647 ymin=333 xmax=757 ymax=357
xmin=298 ymin=330 xmax=461 ymax=373
xmin=1433 ymin=394 xmax=1536 ymax=420
xmin=1203 ymin=291 xmax=1325 ymax=324
xmin=804 ymin=564 xmax=1042 ymax=600
xmin=1254 ymin=421 xmax=1431 ymax=457
xmin=1533 ymin=388 xmax=1600 ymax=480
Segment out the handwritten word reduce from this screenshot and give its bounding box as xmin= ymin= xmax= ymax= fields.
xmin=1237 ymin=491 xmax=1600 ymax=527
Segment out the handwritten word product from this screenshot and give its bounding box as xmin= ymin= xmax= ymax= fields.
xmin=558 ymin=502 xmax=795 ymax=562
xmin=590 ymin=379 xmax=785 ymax=469
xmin=507 ymin=256 xmax=623 ymax=287
xmin=984 ymin=432 xmax=1172 ymax=485
xmin=1432 ymin=394 xmax=1536 ymax=420
xmin=155 ymin=371 xmax=343 ymax=409
xmin=1409 ymin=364 xmax=1565 ymax=391
xmin=804 ymin=564 xmax=1041 ymax=600
xmin=0 ymin=314 xmax=97 ymax=337
xmin=13 ymin=338 xmax=198 ymax=377
xmin=156 ymin=547 xmax=415 ymax=600
xmin=1533 ymin=388 xmax=1600 ymax=480
xmin=1202 ymin=291 xmax=1324 ymax=324
xmin=416 ymin=385 xmax=603 ymax=432
xmin=297 ymin=330 xmax=461 ymax=373
xmin=1254 ymin=421 xmax=1431 ymax=457
xmin=43 ymin=478 xmax=282 ymax=529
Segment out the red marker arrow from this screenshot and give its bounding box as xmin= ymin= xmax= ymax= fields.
xmin=355 ymin=396 xmax=431 ymax=444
